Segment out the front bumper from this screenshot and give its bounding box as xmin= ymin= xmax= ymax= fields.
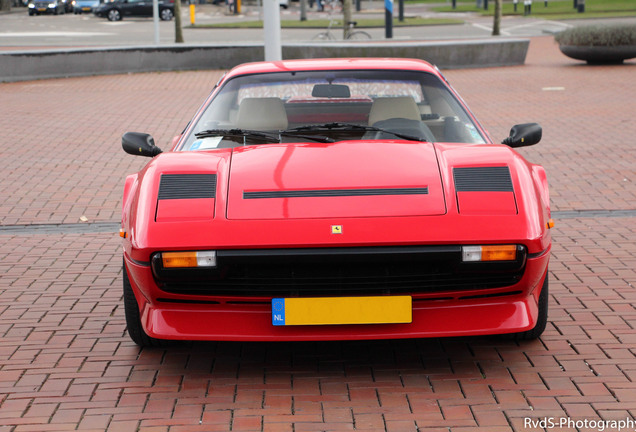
xmin=124 ymin=246 xmax=550 ymax=341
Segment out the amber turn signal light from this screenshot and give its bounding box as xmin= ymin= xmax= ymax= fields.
xmin=462 ymin=245 xmax=517 ymax=262
xmin=161 ymin=251 xmax=217 ymax=268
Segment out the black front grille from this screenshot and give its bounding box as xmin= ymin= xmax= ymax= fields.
xmin=153 ymin=246 xmax=526 ymax=297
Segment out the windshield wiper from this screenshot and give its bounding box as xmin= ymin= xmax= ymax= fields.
xmin=286 ymin=122 xmax=426 ymax=142
xmin=195 ymin=128 xmax=335 ymax=144
xmin=195 ymin=129 xmax=279 ymax=143
xmin=279 ymin=131 xmax=335 ymax=143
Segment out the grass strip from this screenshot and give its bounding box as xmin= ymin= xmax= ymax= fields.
xmin=190 ymin=17 xmax=463 ymax=29
xmin=433 ymin=0 xmax=636 ymax=19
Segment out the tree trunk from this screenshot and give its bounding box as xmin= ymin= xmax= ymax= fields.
xmin=492 ymin=0 xmax=502 ymax=36
xmin=175 ymin=0 xmax=184 ymax=43
xmin=343 ymin=0 xmax=352 ymax=40
xmin=1 ymin=0 xmax=11 ymax=12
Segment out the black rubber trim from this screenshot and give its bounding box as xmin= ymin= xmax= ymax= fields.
xmin=244 ymin=187 xmax=428 ymax=199
xmin=527 ymin=247 xmax=550 ymax=260
xmin=127 ymin=256 xmax=150 ymax=267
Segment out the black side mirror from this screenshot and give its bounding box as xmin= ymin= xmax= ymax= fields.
xmin=122 ymin=132 xmax=163 ymax=157
xmin=502 ymin=123 xmax=542 ymax=148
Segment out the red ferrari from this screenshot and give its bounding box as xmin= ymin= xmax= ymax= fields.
xmin=120 ymin=58 xmax=551 ymax=347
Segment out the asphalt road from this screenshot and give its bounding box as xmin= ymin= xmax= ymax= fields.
xmin=2 ymin=1 xmax=635 ymax=48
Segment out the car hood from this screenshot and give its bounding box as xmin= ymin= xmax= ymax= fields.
xmin=226 ymin=141 xmax=446 ymax=219
xmin=125 ymin=140 xmax=551 ymax=257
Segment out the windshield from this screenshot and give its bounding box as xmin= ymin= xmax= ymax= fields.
xmin=180 ymin=69 xmax=486 ymax=151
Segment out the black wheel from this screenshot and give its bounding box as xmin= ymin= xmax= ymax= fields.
xmin=160 ymin=8 xmax=173 ymax=21
xmin=347 ymin=30 xmax=371 ymax=40
xmin=508 ymin=273 xmax=549 ymax=340
xmin=123 ymin=260 xmax=165 ymax=347
xmin=107 ymin=8 xmax=121 ymax=21
xmin=312 ymin=31 xmax=335 ymax=41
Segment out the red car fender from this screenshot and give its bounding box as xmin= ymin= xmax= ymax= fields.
xmin=121 ymin=174 xmax=137 ymax=231
xmin=532 ymin=165 xmax=550 ymax=214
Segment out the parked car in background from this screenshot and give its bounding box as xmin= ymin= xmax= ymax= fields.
xmin=94 ymin=0 xmax=174 ymax=21
xmin=28 ymin=0 xmax=67 ymax=14
xmin=72 ymin=0 xmax=99 ymax=14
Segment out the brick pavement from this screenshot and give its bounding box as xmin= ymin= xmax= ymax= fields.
xmin=1 ymin=37 xmax=635 ymax=431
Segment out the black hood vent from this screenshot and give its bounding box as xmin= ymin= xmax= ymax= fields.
xmin=453 ymin=167 xmax=513 ymax=192
xmin=158 ymin=174 xmax=217 ymax=200
xmin=244 ymin=187 xmax=429 ymax=199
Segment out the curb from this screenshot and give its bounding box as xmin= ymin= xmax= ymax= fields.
xmin=1 ymin=38 xmax=529 ymax=82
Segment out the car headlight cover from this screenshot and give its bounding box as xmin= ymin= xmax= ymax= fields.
xmin=462 ymin=245 xmax=517 ymax=262
xmin=161 ymin=251 xmax=217 ymax=268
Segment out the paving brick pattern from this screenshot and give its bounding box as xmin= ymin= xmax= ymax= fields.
xmin=1 ymin=37 xmax=635 ymax=431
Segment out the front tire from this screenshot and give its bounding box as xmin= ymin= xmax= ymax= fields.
xmin=312 ymin=31 xmax=335 ymax=41
xmin=347 ymin=30 xmax=371 ymax=40
xmin=123 ymin=260 xmax=165 ymax=347
xmin=160 ymin=8 xmax=173 ymax=20
xmin=107 ymin=8 xmax=121 ymax=21
xmin=509 ymin=273 xmax=549 ymax=340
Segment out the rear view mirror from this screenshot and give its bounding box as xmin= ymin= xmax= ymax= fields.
xmin=122 ymin=132 xmax=163 ymax=157
xmin=312 ymin=84 xmax=351 ymax=98
xmin=502 ymin=123 xmax=542 ymax=148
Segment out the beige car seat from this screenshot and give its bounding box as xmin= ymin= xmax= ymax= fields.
xmin=368 ymin=96 xmax=421 ymax=126
xmin=236 ymin=97 xmax=289 ymax=131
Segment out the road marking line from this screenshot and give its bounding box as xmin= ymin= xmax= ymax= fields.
xmin=471 ymin=23 xmax=510 ymax=36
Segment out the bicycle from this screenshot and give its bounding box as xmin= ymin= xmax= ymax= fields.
xmin=345 ymin=21 xmax=371 ymax=40
xmin=312 ymin=20 xmax=371 ymax=41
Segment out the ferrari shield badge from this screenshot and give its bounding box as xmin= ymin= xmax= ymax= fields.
xmin=331 ymin=225 xmax=343 ymax=234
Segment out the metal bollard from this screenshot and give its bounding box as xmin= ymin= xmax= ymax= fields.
xmin=577 ymin=0 xmax=585 ymax=12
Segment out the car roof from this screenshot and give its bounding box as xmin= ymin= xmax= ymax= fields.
xmin=223 ymin=58 xmax=440 ymax=79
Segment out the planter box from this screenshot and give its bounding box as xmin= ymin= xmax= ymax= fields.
xmin=559 ymin=44 xmax=636 ymax=64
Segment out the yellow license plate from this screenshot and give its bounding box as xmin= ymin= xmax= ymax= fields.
xmin=272 ymin=296 xmax=412 ymax=326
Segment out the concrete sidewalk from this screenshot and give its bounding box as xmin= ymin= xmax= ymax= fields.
xmin=1 ymin=37 xmax=635 ymax=431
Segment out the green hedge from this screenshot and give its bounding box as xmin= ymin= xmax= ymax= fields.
xmin=555 ymin=24 xmax=636 ymax=47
